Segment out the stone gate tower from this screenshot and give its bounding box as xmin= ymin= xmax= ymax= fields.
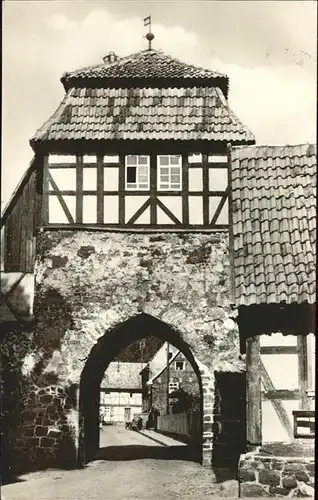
xmin=2 ymin=44 xmax=255 ymax=474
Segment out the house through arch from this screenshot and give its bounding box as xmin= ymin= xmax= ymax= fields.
xmin=79 ymin=313 xmax=205 ymax=465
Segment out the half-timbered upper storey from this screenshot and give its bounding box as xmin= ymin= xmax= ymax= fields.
xmin=29 ymin=48 xmax=254 ymax=230
xmin=2 ymin=47 xmax=255 ymax=271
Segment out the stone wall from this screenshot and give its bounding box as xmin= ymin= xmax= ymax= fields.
xmin=2 ymin=230 xmax=244 ymax=473
xmin=239 ymin=452 xmax=315 ymax=497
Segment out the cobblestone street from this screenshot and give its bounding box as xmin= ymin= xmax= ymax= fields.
xmin=2 ymin=427 xmax=239 ymax=500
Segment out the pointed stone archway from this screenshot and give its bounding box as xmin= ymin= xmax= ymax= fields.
xmin=78 ymin=313 xmax=210 ymax=465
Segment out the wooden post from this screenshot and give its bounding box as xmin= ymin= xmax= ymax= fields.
xmin=118 ymin=154 xmax=125 ymax=225
xmin=182 ymin=154 xmax=189 ymax=225
xmin=227 ymin=144 xmax=235 ymax=305
xmin=297 ymin=336 xmax=310 ymax=410
xmin=76 ymin=155 xmax=83 ymax=224
xmin=42 ymin=155 xmax=49 ymax=225
xmin=150 ymin=154 xmax=157 ymax=225
xmin=96 ymin=155 xmax=104 ymax=224
xmin=202 ymin=154 xmax=209 ymax=226
xmin=246 ymin=335 xmax=262 ymax=451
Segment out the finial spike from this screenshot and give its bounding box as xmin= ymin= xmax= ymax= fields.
xmin=143 ymin=15 xmax=154 ymax=50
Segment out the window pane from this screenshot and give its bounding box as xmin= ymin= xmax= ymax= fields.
xmin=138 ymin=175 xmax=148 ymax=183
xmin=126 ymin=183 xmax=136 ymax=189
xmin=139 ymin=183 xmax=148 ymax=189
xmin=138 ymin=156 xmax=148 ymax=165
xmin=171 ymin=184 xmax=181 ymax=189
xmin=160 ymin=184 xmax=169 ymax=189
xmin=159 ymin=156 xmax=169 ymax=166
xmin=127 ymin=155 xmax=137 ymax=165
xmin=127 ymin=167 xmax=137 ymax=183
xmin=160 ymin=175 xmax=169 ymax=182
xmin=160 ymin=167 xmax=169 ymax=175
xmin=171 ymin=175 xmax=180 ymax=183
xmin=171 ymin=167 xmax=180 ymax=175
xmin=138 ymin=166 xmax=148 ymax=175
xmin=170 ymin=156 xmax=180 ymax=165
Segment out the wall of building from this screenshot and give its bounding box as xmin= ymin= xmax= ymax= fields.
xmin=2 ymin=230 xmax=244 ymax=473
xmin=151 ymin=351 xmax=200 ymax=414
xmin=100 ymin=390 xmax=142 ymax=423
xmin=260 ymin=333 xmax=315 ymax=443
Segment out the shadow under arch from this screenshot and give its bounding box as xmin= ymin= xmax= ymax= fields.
xmin=79 ymin=312 xmax=203 ymax=466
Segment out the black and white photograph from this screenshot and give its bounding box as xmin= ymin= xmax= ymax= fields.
xmin=1 ymin=1 xmax=316 ymax=499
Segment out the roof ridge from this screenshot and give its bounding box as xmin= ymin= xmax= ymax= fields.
xmin=63 ymin=49 xmax=161 ymax=79
xmin=62 ymin=48 xmax=228 ymax=83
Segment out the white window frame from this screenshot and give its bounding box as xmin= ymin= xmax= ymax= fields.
xmin=157 ymin=155 xmax=182 ymax=191
xmin=125 ymin=155 xmax=150 ymax=190
xmin=175 ymin=360 xmax=185 ymax=371
xmin=168 ymin=382 xmax=179 ymax=393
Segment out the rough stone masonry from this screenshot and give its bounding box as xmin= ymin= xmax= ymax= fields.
xmin=2 ymin=230 xmax=245 ymax=473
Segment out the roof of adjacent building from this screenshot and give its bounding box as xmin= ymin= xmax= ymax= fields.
xmin=231 ymin=143 xmax=316 ymax=307
xmin=101 ymin=362 xmax=146 ymax=390
xmin=146 ymin=350 xmax=180 ymax=385
xmin=30 ymin=48 xmax=255 ymax=146
xmin=31 ymin=86 xmax=255 ymax=144
xmin=61 ymin=49 xmax=228 ymax=91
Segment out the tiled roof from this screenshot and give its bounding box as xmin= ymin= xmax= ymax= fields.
xmin=231 ymin=144 xmax=316 ymax=307
xmin=31 ymin=86 xmax=255 ymax=144
xmin=101 ymin=362 xmax=146 ymax=390
xmin=61 ymin=49 xmax=228 ymax=91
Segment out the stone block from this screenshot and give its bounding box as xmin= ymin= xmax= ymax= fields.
xmin=305 ymin=463 xmax=315 ymax=474
xmin=24 ymin=427 xmax=35 ymax=437
xmin=39 ymin=394 xmax=53 ymax=405
xmin=269 ymin=486 xmax=290 ymax=496
xmin=271 ymin=459 xmax=284 ymax=471
xmin=40 ymin=437 xmax=55 ymax=448
xmin=282 ymin=477 xmax=298 ymax=489
xmin=284 ymin=463 xmax=305 ymax=473
xmin=297 ymin=482 xmax=315 ymax=497
xmin=219 ymin=480 xmax=239 ymax=497
xmin=239 ymin=469 xmax=256 ymax=482
xmin=48 ymin=429 xmax=62 ymax=438
xmin=259 ymin=470 xmax=280 ymax=486
xmin=240 ymin=483 xmax=271 ymax=497
xmin=295 ymin=471 xmax=310 ymax=483
xmin=35 ymin=426 xmax=48 ymax=437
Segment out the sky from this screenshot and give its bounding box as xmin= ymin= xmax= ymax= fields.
xmin=2 ymin=0 xmax=317 ymax=209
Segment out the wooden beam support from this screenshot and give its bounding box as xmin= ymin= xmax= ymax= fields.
xmin=150 ymin=154 xmax=157 ymax=225
xmin=127 ymin=198 xmax=151 ymax=225
xmin=156 ymin=198 xmax=181 ymax=225
xmin=118 ymin=154 xmax=125 ymax=225
xmin=42 ymin=156 xmax=49 ymax=225
xmin=297 ymin=336 xmax=310 ymax=410
xmin=182 ymin=154 xmax=189 ymax=225
xmin=260 ymin=360 xmax=293 ymax=437
xmin=96 ymin=156 xmax=104 ymax=224
xmin=202 ymin=154 xmax=209 ymax=226
xmin=76 ymin=155 xmax=83 ymax=224
xmin=260 ymin=346 xmax=298 ymax=355
xmin=246 ymin=335 xmax=262 ymax=450
xmin=48 ymin=172 xmax=75 ymax=224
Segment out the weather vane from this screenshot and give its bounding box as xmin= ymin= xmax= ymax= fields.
xmin=143 ymin=15 xmax=154 ymax=50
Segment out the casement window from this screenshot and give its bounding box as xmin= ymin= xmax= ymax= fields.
xmin=169 ymin=382 xmax=179 ymax=393
xmin=125 ymin=155 xmax=150 ymax=189
xmin=157 ymin=155 xmax=182 ymax=190
xmin=175 ymin=361 xmax=185 ymax=371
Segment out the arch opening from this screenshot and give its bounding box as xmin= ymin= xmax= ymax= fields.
xmin=79 ymin=313 xmax=204 ymax=466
